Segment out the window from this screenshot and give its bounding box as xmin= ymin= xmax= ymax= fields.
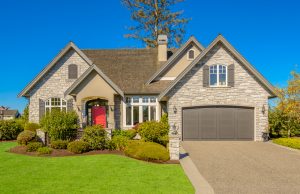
xmin=68 ymin=64 xmax=78 ymax=79
xmin=187 ymin=49 xmax=195 ymax=60
xmin=209 ymin=65 xmax=227 ymax=87
xmin=124 ymin=96 xmax=157 ymax=126
xmin=45 ymin=98 xmax=67 ymax=113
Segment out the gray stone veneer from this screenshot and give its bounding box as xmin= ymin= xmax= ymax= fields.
xmin=166 ymin=43 xmax=271 ymax=141
xmin=28 ymin=50 xmax=90 ymax=123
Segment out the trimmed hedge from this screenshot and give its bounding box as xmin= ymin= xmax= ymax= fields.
xmin=124 ymin=141 xmax=169 ymax=161
xmin=273 ymin=138 xmax=300 ymax=149
xmin=0 ymin=120 xmax=24 ymax=140
xmin=24 ymin=122 xmax=40 ymax=132
xmin=26 ymin=142 xmax=43 ymax=152
xmin=67 ymin=141 xmax=90 ymax=154
xmin=37 ymin=147 xmax=52 ymax=155
xmin=50 ymin=140 xmax=69 ymax=149
xmin=17 ymin=130 xmax=36 ymax=145
xmin=82 ymin=125 xmax=107 ymax=150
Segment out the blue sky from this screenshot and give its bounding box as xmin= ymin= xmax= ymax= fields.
xmin=0 ymin=0 xmax=299 ymax=113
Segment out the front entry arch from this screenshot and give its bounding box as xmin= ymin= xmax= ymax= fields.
xmin=86 ymin=99 xmax=108 ymax=127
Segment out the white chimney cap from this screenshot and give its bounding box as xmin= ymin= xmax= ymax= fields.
xmin=157 ymin=35 xmax=168 ymax=45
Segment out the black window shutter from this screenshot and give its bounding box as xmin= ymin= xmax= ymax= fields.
xmin=228 ymin=64 xmax=235 ymax=87
xmin=67 ymin=99 xmax=73 ymax=112
xmin=68 ymin=64 xmax=78 ymax=79
xmin=39 ymin=99 xmax=45 ymax=122
xmin=203 ymin=65 xmax=209 ymax=87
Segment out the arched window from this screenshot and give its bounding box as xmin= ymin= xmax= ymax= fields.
xmin=209 ymin=64 xmax=227 ymax=86
xmin=45 ymin=98 xmax=67 ymax=113
xmin=187 ymin=49 xmax=195 ymax=60
xmin=68 ymin=64 xmax=78 ymax=79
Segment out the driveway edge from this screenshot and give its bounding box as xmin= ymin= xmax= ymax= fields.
xmin=179 ymin=146 xmax=214 ymax=194
xmin=268 ymin=141 xmax=300 ymax=154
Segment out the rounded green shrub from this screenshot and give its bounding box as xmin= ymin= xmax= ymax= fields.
xmin=40 ymin=110 xmax=78 ymax=141
xmin=124 ymin=141 xmax=170 ymax=161
xmin=0 ymin=120 xmax=24 ymax=140
xmin=82 ymin=125 xmax=107 ymax=150
xmin=50 ymin=140 xmax=69 ymax=149
xmin=26 ymin=142 xmax=43 ymax=152
xmin=111 ymin=135 xmax=129 ymax=151
xmin=138 ymin=121 xmax=168 ymax=143
xmin=67 ymin=141 xmax=90 ymax=154
xmin=112 ymin=129 xmax=137 ymax=139
xmin=24 ymin=122 xmax=40 ymax=132
xmin=37 ymin=147 xmax=52 ymax=155
xmin=17 ymin=130 xmax=36 ymax=145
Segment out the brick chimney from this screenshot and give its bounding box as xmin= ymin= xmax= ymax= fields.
xmin=157 ymin=35 xmax=168 ymax=62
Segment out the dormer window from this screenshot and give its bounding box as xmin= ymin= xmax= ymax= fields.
xmin=68 ymin=64 xmax=78 ymax=79
xmin=187 ymin=49 xmax=195 ymax=60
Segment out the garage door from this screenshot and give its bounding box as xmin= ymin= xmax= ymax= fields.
xmin=182 ymin=106 xmax=254 ymax=140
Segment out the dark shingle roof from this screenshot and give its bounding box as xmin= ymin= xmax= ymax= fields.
xmin=82 ymin=48 xmax=175 ymax=94
xmin=0 ymin=110 xmax=18 ymax=116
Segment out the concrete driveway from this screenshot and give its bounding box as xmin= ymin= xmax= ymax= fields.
xmin=182 ymin=141 xmax=300 ymax=194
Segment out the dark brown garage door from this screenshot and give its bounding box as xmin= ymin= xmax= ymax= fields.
xmin=182 ymin=106 xmax=254 ymax=140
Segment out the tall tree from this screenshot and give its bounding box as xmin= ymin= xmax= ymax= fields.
xmin=122 ymin=0 xmax=190 ymax=47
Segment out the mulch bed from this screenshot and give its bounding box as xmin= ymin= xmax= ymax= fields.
xmin=8 ymin=145 xmax=179 ymax=164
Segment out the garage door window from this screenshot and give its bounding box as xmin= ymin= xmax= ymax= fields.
xmin=209 ymin=65 xmax=227 ymax=87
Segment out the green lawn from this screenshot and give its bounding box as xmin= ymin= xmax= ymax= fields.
xmin=272 ymin=138 xmax=300 ymax=150
xmin=0 ymin=142 xmax=194 ymax=194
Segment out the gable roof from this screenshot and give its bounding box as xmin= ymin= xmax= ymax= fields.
xmin=146 ymin=36 xmax=205 ymax=84
xmin=18 ymin=42 xmax=93 ymax=97
xmin=82 ymin=48 xmax=175 ymax=94
xmin=158 ymin=35 xmax=279 ymax=100
xmin=65 ymin=64 xmax=124 ymax=97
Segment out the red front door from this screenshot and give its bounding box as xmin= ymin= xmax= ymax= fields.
xmin=92 ymin=106 xmax=106 ymax=127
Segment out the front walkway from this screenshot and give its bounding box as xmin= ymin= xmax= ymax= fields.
xmin=182 ymin=141 xmax=300 ymax=194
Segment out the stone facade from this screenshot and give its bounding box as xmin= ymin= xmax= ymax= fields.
xmin=166 ymin=43 xmax=271 ymax=141
xmin=169 ymin=134 xmax=180 ymax=160
xmin=28 ymin=49 xmax=90 ymax=123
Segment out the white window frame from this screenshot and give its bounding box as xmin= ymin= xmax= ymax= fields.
xmin=45 ymin=97 xmax=67 ymax=113
xmin=187 ymin=49 xmax=195 ymax=60
xmin=209 ymin=64 xmax=228 ymax=87
xmin=123 ymin=96 xmax=159 ymax=127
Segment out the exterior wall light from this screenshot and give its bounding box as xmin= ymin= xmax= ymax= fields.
xmin=262 ymin=105 xmax=266 ymax=115
xmin=173 ymin=105 xmax=177 ymax=114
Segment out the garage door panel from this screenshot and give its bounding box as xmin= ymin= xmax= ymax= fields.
xmin=200 ymin=108 xmax=217 ymax=139
xmin=182 ymin=106 xmax=254 ymax=141
xmin=237 ymin=108 xmax=254 ymax=140
xmin=217 ymin=108 xmax=236 ymax=139
xmin=183 ymin=109 xmax=199 ymax=140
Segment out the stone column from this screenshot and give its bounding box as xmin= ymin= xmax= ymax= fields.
xmin=169 ymin=134 xmax=180 ymax=160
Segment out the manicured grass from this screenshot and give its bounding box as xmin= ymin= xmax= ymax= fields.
xmin=273 ymin=138 xmax=300 ymax=150
xmin=0 ymin=142 xmax=194 ymax=194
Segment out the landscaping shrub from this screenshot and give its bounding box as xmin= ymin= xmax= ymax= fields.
xmin=82 ymin=125 xmax=107 ymax=150
xmin=40 ymin=110 xmax=78 ymax=141
xmin=37 ymin=147 xmax=52 ymax=155
xmin=112 ymin=129 xmax=137 ymax=139
xmin=17 ymin=130 xmax=36 ymax=145
xmin=124 ymin=140 xmax=170 ymax=161
xmin=26 ymin=142 xmax=43 ymax=152
xmin=105 ymin=140 xmax=116 ymax=150
xmin=24 ymin=122 xmax=40 ymax=132
xmin=111 ymin=135 xmax=129 ymax=151
xmin=50 ymin=140 xmax=69 ymax=149
xmin=158 ymin=135 xmax=169 ymax=147
xmin=0 ymin=120 xmax=24 ymax=140
xmin=67 ymin=141 xmax=90 ymax=154
xmin=138 ymin=121 xmax=168 ymax=144
xmin=273 ymin=138 xmax=300 ymax=149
